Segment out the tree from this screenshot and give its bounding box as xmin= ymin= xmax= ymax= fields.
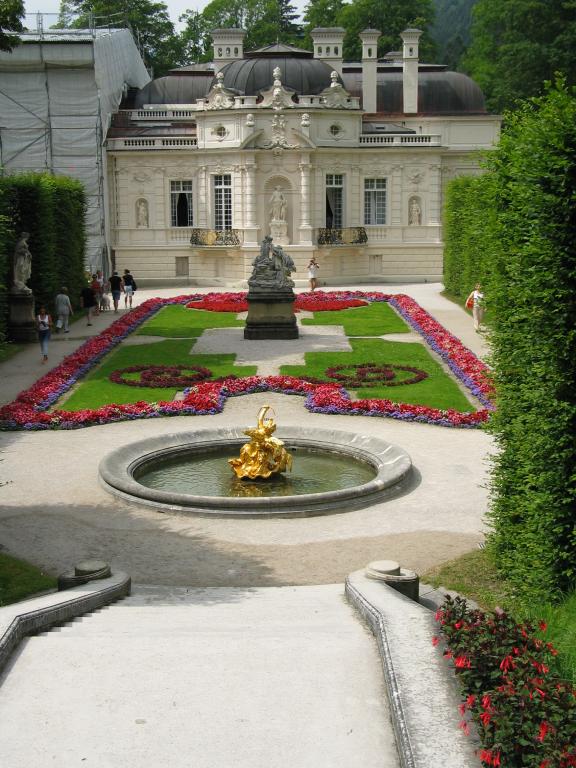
xmin=0 ymin=0 xmax=25 ymax=52
xmin=178 ymin=10 xmax=209 ymax=63
xmin=58 ymin=0 xmax=180 ymax=76
xmin=302 ymin=0 xmax=345 ymax=49
xmin=336 ymin=0 xmax=436 ymax=62
xmin=430 ymin=0 xmax=477 ymax=69
xmin=463 ymin=0 xmax=576 ymax=112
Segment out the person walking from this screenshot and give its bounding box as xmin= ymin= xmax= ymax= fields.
xmin=123 ymin=268 xmax=137 ymax=309
xmin=36 ymin=305 xmax=52 ymax=363
xmin=307 ymin=257 xmax=320 ymax=292
xmin=80 ymin=282 xmax=96 ymax=326
xmin=54 ymin=287 xmax=73 ymax=333
xmin=465 ymin=283 xmax=485 ymax=332
xmin=90 ymin=273 xmax=101 ymax=316
xmin=109 ymin=270 xmax=123 ymax=313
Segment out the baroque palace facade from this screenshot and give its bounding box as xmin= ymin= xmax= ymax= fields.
xmin=106 ymin=28 xmax=500 ymax=286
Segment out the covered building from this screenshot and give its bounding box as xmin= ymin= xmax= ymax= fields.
xmin=0 ymin=26 xmax=149 ymax=271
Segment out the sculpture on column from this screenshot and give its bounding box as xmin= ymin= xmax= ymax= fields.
xmin=12 ymin=232 xmax=33 ymax=294
xmin=408 ymin=197 xmax=422 ymax=226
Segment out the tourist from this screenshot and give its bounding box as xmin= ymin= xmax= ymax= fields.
xmin=123 ymin=268 xmax=137 ymax=309
xmin=307 ymin=258 xmax=320 ymax=292
xmin=54 ymin=287 xmax=73 ymax=333
xmin=109 ymin=270 xmax=123 ymax=313
xmin=90 ymin=273 xmax=101 ymax=316
xmin=36 ymin=304 xmax=52 ymax=363
xmin=100 ymin=277 xmax=111 ymax=311
xmin=80 ymin=282 xmax=96 ymax=326
xmin=465 ymin=283 xmax=485 ymax=332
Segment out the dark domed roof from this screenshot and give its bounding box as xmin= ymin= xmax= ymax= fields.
xmin=217 ymin=56 xmax=341 ymax=96
xmin=133 ymin=74 xmax=214 ymax=107
xmin=342 ymin=69 xmax=486 ymax=114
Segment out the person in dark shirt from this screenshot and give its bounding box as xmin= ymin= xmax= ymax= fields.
xmin=123 ymin=269 xmax=137 ymax=309
xmin=80 ymin=284 xmax=96 ymax=326
xmin=109 ymin=271 xmax=123 ymax=313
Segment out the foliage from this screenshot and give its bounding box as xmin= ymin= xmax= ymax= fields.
xmin=435 ymin=596 xmax=576 ymax=767
xmin=430 ymin=0 xmax=477 ymax=70
xmin=0 ymin=551 xmax=56 ymax=607
xmin=59 ymin=0 xmax=179 ymax=76
xmin=0 ymin=181 xmax=14 ymax=347
xmin=463 ymin=0 xmax=576 ymax=112
xmin=442 ymin=171 xmax=502 ymax=303
xmin=483 ymin=82 xmax=576 ymax=602
xmin=0 ymin=0 xmax=24 ymax=52
xmin=337 ymin=0 xmax=436 ymax=62
xmin=302 ymin=0 xmax=345 ymax=50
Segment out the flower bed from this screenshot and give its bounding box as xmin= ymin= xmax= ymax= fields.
xmin=185 ymin=291 xmax=368 ymax=313
xmin=434 ymin=596 xmax=576 ymax=768
xmin=0 ymin=291 xmax=493 ymax=430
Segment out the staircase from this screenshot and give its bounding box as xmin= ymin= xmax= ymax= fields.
xmin=0 ymin=584 xmax=399 ymax=768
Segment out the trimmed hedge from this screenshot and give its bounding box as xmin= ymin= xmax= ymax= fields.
xmin=0 ymin=182 xmax=14 ymax=345
xmin=0 ymin=173 xmax=86 ymax=341
xmin=443 ymin=81 xmax=576 ymax=602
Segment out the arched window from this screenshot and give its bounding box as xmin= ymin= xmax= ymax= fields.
xmin=318 ymin=46 xmax=322 ymax=55
xmin=334 ymin=46 xmax=338 ymax=55
xmin=234 ymin=47 xmax=238 ymax=55
xmin=326 ymin=46 xmax=331 ymax=55
xmin=368 ymin=47 xmax=372 ymax=57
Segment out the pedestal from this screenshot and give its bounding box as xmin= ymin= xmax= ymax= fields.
xmin=244 ymin=289 xmax=298 ymax=339
xmin=8 ymin=291 xmax=37 ymax=342
xmin=269 ymin=220 xmax=289 ymax=246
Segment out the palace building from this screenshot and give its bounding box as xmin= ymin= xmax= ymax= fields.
xmin=107 ymin=27 xmax=500 ymax=286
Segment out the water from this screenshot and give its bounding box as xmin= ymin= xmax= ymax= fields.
xmin=135 ymin=446 xmax=376 ymax=498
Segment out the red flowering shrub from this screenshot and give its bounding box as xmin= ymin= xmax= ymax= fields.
xmin=325 ymin=363 xmax=428 ymax=388
xmin=434 ymin=596 xmax=576 ymax=767
xmin=109 ymin=365 xmax=213 ymax=388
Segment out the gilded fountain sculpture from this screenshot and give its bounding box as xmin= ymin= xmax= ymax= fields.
xmin=229 ymin=405 xmax=292 ymax=480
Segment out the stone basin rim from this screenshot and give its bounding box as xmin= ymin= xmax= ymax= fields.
xmin=98 ymin=426 xmax=412 ymax=518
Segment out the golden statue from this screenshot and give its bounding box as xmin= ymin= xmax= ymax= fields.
xmin=229 ymin=405 xmax=292 ymax=480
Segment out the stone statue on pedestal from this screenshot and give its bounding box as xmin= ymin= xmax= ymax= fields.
xmin=249 ymin=235 xmax=295 ymax=291
xmin=12 ymin=232 xmax=33 ymax=294
xmin=269 ymin=187 xmax=286 ymax=222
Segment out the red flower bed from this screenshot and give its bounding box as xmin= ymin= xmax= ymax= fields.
xmin=325 ymin=363 xmax=428 ymax=388
xmin=186 ymin=291 xmax=367 ymax=313
xmin=0 ymin=291 xmax=493 ymax=430
xmin=435 ymin=596 xmax=576 ymax=768
xmin=109 ymin=365 xmax=213 ymax=388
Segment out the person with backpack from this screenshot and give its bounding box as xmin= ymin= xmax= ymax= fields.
xmin=123 ymin=269 xmax=137 ymax=309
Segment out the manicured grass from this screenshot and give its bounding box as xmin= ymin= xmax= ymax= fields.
xmin=301 ymin=301 xmax=410 ymax=336
xmin=136 ymin=305 xmax=243 ymax=337
xmin=281 ymin=338 xmax=475 ymax=411
xmin=423 ymin=549 xmax=576 ymax=683
xmin=0 ymin=342 xmax=23 ymax=363
xmin=0 ymin=551 xmax=56 ymax=607
xmin=62 ymin=338 xmax=257 ymax=410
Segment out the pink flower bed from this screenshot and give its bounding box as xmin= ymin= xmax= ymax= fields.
xmin=0 ymin=291 xmax=493 ymax=430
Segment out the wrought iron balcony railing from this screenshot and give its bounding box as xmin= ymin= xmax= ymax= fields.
xmin=189 ymin=229 xmax=241 ymax=246
xmin=317 ymin=227 xmax=368 ymax=246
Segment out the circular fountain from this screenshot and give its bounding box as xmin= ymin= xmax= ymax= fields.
xmin=99 ymin=423 xmax=412 ymax=518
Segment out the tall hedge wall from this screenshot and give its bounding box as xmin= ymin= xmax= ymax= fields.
xmin=0 ymin=182 xmax=13 ymax=343
xmin=0 ymin=173 xmax=86 ymax=342
xmin=443 ymin=82 xmax=576 ymax=602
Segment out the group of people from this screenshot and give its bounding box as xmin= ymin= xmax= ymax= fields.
xmin=36 ymin=268 xmax=137 ymax=363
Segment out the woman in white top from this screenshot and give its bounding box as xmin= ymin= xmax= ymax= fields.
xmin=465 ymin=283 xmax=485 ymax=332
xmin=36 ymin=305 xmax=52 ymax=362
xmin=307 ymin=258 xmax=319 ymax=292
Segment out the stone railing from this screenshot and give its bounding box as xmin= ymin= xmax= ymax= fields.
xmin=359 ymin=134 xmax=442 ymax=146
xmin=107 ymin=137 xmax=198 ymax=150
xmin=132 ymin=109 xmax=197 ymax=120
xmin=189 ymin=228 xmax=241 ymax=246
xmin=317 ymin=227 xmax=368 ymax=246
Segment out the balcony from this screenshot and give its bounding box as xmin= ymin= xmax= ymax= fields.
xmin=107 ymin=137 xmax=198 ymax=150
xmin=317 ymin=227 xmax=368 ymax=246
xmin=359 ymin=134 xmax=442 ymax=147
xmin=189 ymin=229 xmax=241 ymax=246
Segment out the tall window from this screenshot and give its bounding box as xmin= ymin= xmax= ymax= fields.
xmin=364 ymin=178 xmax=387 ymax=225
xmin=325 ymin=173 xmax=344 ymax=228
xmin=214 ymin=174 xmax=232 ymax=230
xmin=170 ymin=180 xmax=193 ymax=227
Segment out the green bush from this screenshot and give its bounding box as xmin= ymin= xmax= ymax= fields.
xmin=0 ymin=181 xmax=14 ymax=344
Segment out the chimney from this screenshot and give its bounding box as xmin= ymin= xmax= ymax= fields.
xmin=212 ymin=28 xmax=246 ymax=74
xmin=400 ymin=28 xmax=422 ymax=115
xmin=311 ymin=27 xmax=345 ymax=76
xmin=359 ymin=29 xmax=380 ymax=113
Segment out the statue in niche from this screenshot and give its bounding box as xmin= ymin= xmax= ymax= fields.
xmin=12 ymin=232 xmax=33 ymax=294
xmin=269 ymin=186 xmax=286 ymax=222
xmin=408 ymin=197 xmax=422 ymax=226
xmin=136 ymin=199 xmax=149 ymax=228
xmin=249 ymin=235 xmax=295 ymax=290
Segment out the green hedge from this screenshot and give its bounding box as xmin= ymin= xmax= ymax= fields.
xmin=0 ymin=182 xmax=14 ymax=344
xmin=0 ymin=173 xmax=86 ymax=341
xmin=443 ymin=81 xmax=576 ymax=602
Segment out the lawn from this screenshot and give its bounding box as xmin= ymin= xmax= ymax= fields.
xmin=136 ymin=305 xmax=243 ymax=337
xmin=281 ymin=338 xmax=475 ymax=411
xmin=62 ymin=337 xmax=257 ymax=410
xmin=301 ymin=301 xmax=410 ymax=336
xmin=0 ymin=551 xmax=57 ymax=607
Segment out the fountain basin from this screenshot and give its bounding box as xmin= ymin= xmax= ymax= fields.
xmin=99 ymin=427 xmax=412 ymax=518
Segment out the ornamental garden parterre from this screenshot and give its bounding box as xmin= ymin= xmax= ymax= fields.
xmin=0 ymin=291 xmax=494 ymax=431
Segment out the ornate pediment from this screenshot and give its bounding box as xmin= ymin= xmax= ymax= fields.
xmin=258 ymin=114 xmax=300 ymax=151
xmin=258 ymin=67 xmax=296 ymax=111
xmin=204 ymin=72 xmax=236 ymax=110
xmin=320 ymin=72 xmax=356 ymax=109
